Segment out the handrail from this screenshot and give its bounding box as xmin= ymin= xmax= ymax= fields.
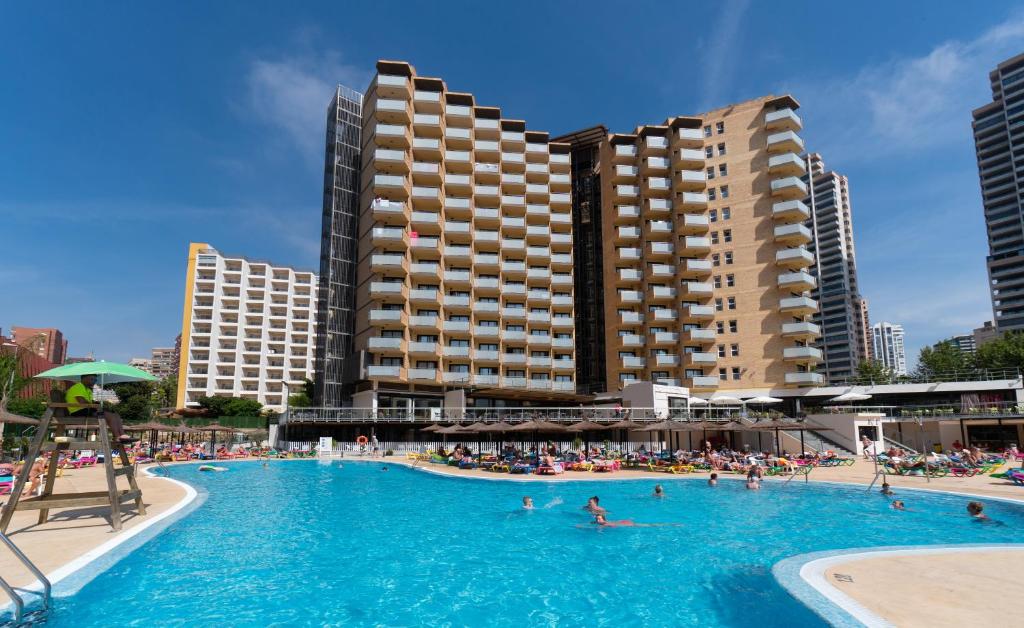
xmin=0 ymin=529 xmax=51 ymax=621
xmin=827 ymin=367 xmax=1021 ymax=386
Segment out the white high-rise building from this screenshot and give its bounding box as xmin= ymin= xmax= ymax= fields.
xmin=871 ymin=321 xmax=907 ymax=376
xmin=176 ymin=243 xmax=318 ymax=412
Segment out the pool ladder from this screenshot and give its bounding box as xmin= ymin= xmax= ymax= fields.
xmin=0 ymin=530 xmax=50 ymax=624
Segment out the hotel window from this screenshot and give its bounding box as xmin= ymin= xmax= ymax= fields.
xmin=719 ymin=164 xmax=728 ymax=177
xmin=726 ymin=273 xmax=735 ymax=287
xmin=718 ymin=344 xmax=726 ymax=358
xmin=705 ymin=145 xmax=714 ymax=158
xmin=381 ymin=357 xmax=403 ymax=367
xmin=728 ymin=320 xmax=737 ymax=333
xmin=713 ymin=275 xmax=722 ymax=289
xmin=731 ymin=367 xmax=741 ymax=380
xmin=716 ymin=121 xmax=725 ymax=134
xmin=710 ymin=231 xmax=719 ymax=245
xmin=719 ymin=368 xmax=728 ymax=381
xmin=715 ymin=298 xmax=723 ymax=311
xmin=727 ymin=297 xmax=736 ymax=310
xmin=706 ymin=166 xmax=715 ymax=180
xmin=450 ymin=364 xmax=470 ymax=373
xmin=716 ymin=321 xmax=725 ymax=334
xmin=724 ymin=252 xmax=733 ymax=265
xmin=717 ymin=143 xmax=726 ymax=156
xmin=730 ymin=344 xmax=739 ymax=357
xmin=722 ymin=207 xmax=731 ymax=220
xmin=720 ymin=185 xmax=730 ymax=199
xmin=708 ymin=188 xmax=716 ymax=201
xmin=709 ymin=209 xmax=718 ymax=222
xmin=703 ymin=125 xmax=712 ymax=137
xmin=723 ymin=229 xmax=732 ymax=243
xmin=712 ymin=253 xmax=720 ymax=266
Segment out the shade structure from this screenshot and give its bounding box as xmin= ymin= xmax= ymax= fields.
xmin=689 ymin=420 xmax=735 ymax=430
xmin=564 ymin=420 xmax=613 ymax=432
xmin=436 ymin=424 xmax=473 ymax=435
xmin=474 ymin=421 xmax=515 ymax=433
xmin=418 ymin=423 xmax=444 ymax=433
xmin=35 ymin=361 xmax=158 ymax=384
xmin=745 ymin=396 xmax=783 ymax=404
xmin=830 ymin=391 xmax=872 ymax=403
xmin=192 ymin=422 xmax=237 ymax=432
xmin=0 ymin=410 xmax=39 ymax=426
xmin=686 ymin=397 xmax=709 ymax=406
xmin=605 ymin=419 xmax=641 ymax=430
xmin=508 ymin=419 xmax=567 ymax=433
xmin=708 ymin=395 xmax=744 ymax=405
xmin=125 ymin=421 xmax=180 ymax=432
xmin=460 ymin=421 xmax=492 ymax=433
xmin=638 ymin=419 xmax=692 ymax=432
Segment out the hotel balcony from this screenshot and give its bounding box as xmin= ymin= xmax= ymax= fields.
xmin=642 ymin=156 xmax=670 ymax=174
xmin=444 ymin=173 xmax=472 ymax=197
xmin=441 ymin=319 xmax=469 ymax=334
xmin=549 ymin=173 xmax=571 ymax=191
xmin=683 ymin=327 xmax=717 ymax=344
xmin=616 ymin=225 xmax=641 ymax=242
xmin=473 ymin=207 xmax=500 ymax=227
xmin=613 ymin=144 xmax=638 ymax=163
xmin=645 ymin=177 xmax=672 ymax=197
xmin=765 ymin=108 xmax=803 ymax=132
xmin=409 ymin=262 xmax=442 ymax=282
xmin=525 ymin=142 xmax=549 ymax=162
xmin=376 ymin=124 xmax=411 ymax=150
xmin=677 ymin=213 xmax=709 ymax=235
xmin=641 ymin=135 xmax=669 ymax=156
xmin=444 ymin=294 xmax=471 ymax=310
xmin=684 ymin=304 xmax=715 ymax=321
xmin=502 ymin=306 xmax=526 ymax=320
xmin=619 ymin=247 xmax=642 ymax=262
xmin=549 ymin=153 xmax=571 ymax=172
xmin=525 ymin=204 xmax=550 ymax=223
xmin=675 ymin=169 xmax=707 ymax=191
xmin=615 ymin=205 xmax=640 ymax=224
xmin=444 ymin=126 xmax=472 ymax=149
xmin=527 ymin=334 xmax=551 ymax=347
xmin=525 ymin=183 xmax=549 ymax=202
xmin=474 ymin=183 xmax=500 ymax=202
xmin=444 ymin=221 xmax=472 ymax=241
xmin=779 ymin=296 xmax=819 ymax=315
xmin=766 ymin=130 xmax=804 ymax=153
xmin=552 ymin=359 xmax=575 ymax=371
xmin=412 ymin=113 xmax=441 ymax=137
xmin=622 ymin=356 xmax=646 ymax=369
xmin=551 ymin=273 xmax=573 ymax=287
xmin=411 ymin=186 xmax=443 ymax=212
xmin=474 ymin=325 xmax=502 ymax=337
xmin=770 ymin=176 xmax=808 ymax=200
xmin=374 ymin=74 xmax=409 ymax=99
xmin=474 ymin=301 xmax=500 ymax=314
xmin=368 ymin=310 xmax=407 ymax=327
xmin=408 ymin=368 xmax=437 ymax=382
xmin=408 ymin=341 xmax=439 ymax=356
xmin=527 ymin=268 xmax=551 ymax=282
xmin=678 ymin=192 xmax=708 ymax=210
xmin=648 ymin=241 xmax=674 ymax=258
xmin=474 ymin=117 xmax=500 ymax=139
xmin=615 ymin=185 xmax=640 ymax=201
xmin=784 ymin=346 xmax=824 ymax=363
xmin=526 ymin=225 xmax=551 ymax=243
xmin=785 ymin=372 xmax=824 ymax=386
xmin=371 ymin=226 xmax=406 ymax=248
xmin=772 ymin=200 xmax=811 ymax=222
xmin=551 ymin=294 xmax=572 ymax=308
xmin=649 ymin=285 xmax=676 ymax=302
xmin=374 ymin=98 xmax=411 ymax=124
xmin=686 ymin=376 xmax=719 ymax=390
xmin=374 ymin=148 xmax=409 ymax=173
xmin=474 ymin=253 xmax=500 ymax=268
xmin=444 ymin=103 xmax=471 ymax=123
xmin=446 ymin=150 xmax=472 ymax=173
xmin=443 ymin=371 xmax=472 ymax=385
xmin=621 ymin=333 xmax=644 ymax=347
xmin=527 ymin=288 xmax=551 ymax=303
xmin=474 ymin=140 xmax=500 ymax=161
xmin=655 ymin=354 xmax=680 ymax=367
xmin=473 ymin=276 xmax=500 ymax=292
xmin=674 ymin=127 xmax=703 ymax=147
xmin=683 ymin=352 xmax=717 ymax=367
xmin=373 ymin=174 xmax=410 ymax=199
xmin=613 ymin=164 xmax=638 ymax=183
xmin=473 ymin=349 xmax=501 ymax=363
xmin=551 ymin=253 xmax=572 ymax=269
xmin=501 ymin=130 xmax=526 ymax=151
xmin=782 ymin=321 xmax=821 ymax=340
xmin=620 ymin=289 xmax=643 ymax=304
xmin=774 ymin=222 xmax=813 ymax=245
xmin=775 ymin=247 xmax=815 ymax=269
xmin=413 ymin=89 xmax=441 ymax=112
xmin=649 ymin=263 xmax=675 ymax=278
xmin=680 ymin=236 xmax=711 ymax=255
xmin=367 ymin=365 xmax=405 ymax=381
xmin=681 ymin=281 xmax=714 ymax=297
xmin=644 ymin=198 xmax=671 ymax=218
xmin=652 ymin=308 xmax=678 ymax=322
xmin=369 ymin=282 xmax=407 ymax=301
xmin=444 ymin=245 xmax=473 ymax=260
xmin=526 ymin=245 xmax=551 ymax=261
xmin=620 ymin=311 xmax=644 ymax=325
xmin=551 ymin=317 xmax=574 ymax=329
xmin=409 ymin=288 xmax=439 ymax=304
xmin=778 ymin=271 xmax=816 ymax=292
xmin=651 ymin=331 xmax=679 ymax=346
xmin=618 ymin=268 xmax=643 ymax=284
xmin=552 ymin=337 xmax=574 ymax=348
xmin=768 ymin=153 xmax=807 ymax=177
xmin=646 ymin=220 xmax=674 ymax=239
xmin=680 ymin=258 xmax=713 ymax=278
xmin=674 ymin=148 xmax=704 ymax=168
xmin=370 ymin=254 xmax=407 ymax=275
xmin=474 ymin=374 xmax=500 ymax=386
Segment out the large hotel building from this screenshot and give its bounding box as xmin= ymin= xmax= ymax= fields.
xmin=176 ymin=243 xmax=319 ymax=412
xmin=299 ymin=59 xmax=871 ymax=409
xmin=973 ymin=52 xmax=1024 ymax=333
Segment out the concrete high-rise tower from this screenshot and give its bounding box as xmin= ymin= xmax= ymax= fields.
xmin=870 ymin=321 xmax=907 ymax=376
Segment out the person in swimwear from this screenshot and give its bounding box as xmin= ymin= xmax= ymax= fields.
xmin=652 ymin=484 xmax=664 ymax=497
xmin=522 ymin=496 xmax=534 ymax=510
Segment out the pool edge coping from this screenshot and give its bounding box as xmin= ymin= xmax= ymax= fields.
xmin=772 ymin=544 xmax=1024 ymax=627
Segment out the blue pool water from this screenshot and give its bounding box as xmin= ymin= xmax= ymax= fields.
xmin=18 ymin=461 xmax=1024 ymax=626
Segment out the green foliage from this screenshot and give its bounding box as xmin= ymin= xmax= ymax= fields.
xmin=302 ymin=378 xmax=314 ymax=400
xmin=0 ymin=349 xmax=30 ymax=410
xmin=287 ymin=392 xmax=312 ymax=408
xmin=916 ymin=340 xmax=976 ymax=377
xmin=975 ymin=331 xmax=1024 ymax=370
xmin=196 ymin=395 xmax=263 ymax=417
xmin=853 ymin=359 xmax=895 ymax=384
xmin=152 ymin=375 xmax=178 ymax=409
xmin=111 ymin=381 xmax=155 ymax=421
xmin=5 ymin=396 xmax=46 ymax=419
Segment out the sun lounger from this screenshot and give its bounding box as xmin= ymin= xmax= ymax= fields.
xmin=536 ymin=462 xmax=564 ymax=475
xmin=510 ymin=463 xmax=535 ymax=474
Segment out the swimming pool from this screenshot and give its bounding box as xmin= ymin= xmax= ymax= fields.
xmin=17 ymin=461 xmax=1024 ymax=626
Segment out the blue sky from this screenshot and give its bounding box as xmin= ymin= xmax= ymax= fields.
xmin=2 ymin=1 xmax=1023 ymax=365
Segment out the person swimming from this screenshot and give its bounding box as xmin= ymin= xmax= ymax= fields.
xmin=653 ymin=484 xmax=664 ymax=497
xmin=584 ymin=496 xmax=607 ymax=516
xmin=708 ymin=472 xmax=718 ymax=487
xmin=589 ymin=514 xmax=677 ymax=528
xmin=523 ymin=496 xmax=534 ymax=510
xmin=892 ymin=500 xmax=906 ymax=511
xmin=745 ymin=471 xmax=760 ymax=490
xmin=967 ymin=501 xmax=988 ymax=520
xmin=880 ymin=482 xmax=894 ymax=496
xmin=381 ymin=465 xmax=388 ymax=471
xmin=198 ymin=465 xmax=228 ymax=472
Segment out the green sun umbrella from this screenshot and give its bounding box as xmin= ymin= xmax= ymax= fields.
xmin=35 ymin=361 xmax=158 ymax=385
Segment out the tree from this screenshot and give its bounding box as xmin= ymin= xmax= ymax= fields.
xmin=152 ymin=375 xmax=178 ymax=409
xmin=6 ymin=396 xmax=46 ymax=419
xmin=111 ymin=381 xmax=155 ymax=421
xmin=854 ymin=359 xmax=894 ymax=385
xmin=975 ymin=330 xmax=1024 ymax=371
xmin=916 ymin=341 xmax=975 ymax=377
xmin=196 ymin=395 xmax=262 ymax=417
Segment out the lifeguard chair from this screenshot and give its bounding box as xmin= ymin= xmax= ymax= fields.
xmin=0 ymin=391 xmax=146 ymax=533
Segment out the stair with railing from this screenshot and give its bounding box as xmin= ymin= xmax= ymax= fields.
xmin=882 ymin=437 xmax=919 ymax=455
xmin=0 ymin=530 xmax=50 ymax=624
xmin=801 ymin=430 xmax=855 ymax=457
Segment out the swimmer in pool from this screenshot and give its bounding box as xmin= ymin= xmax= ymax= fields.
xmin=892 ymin=500 xmax=906 ymax=511
xmin=967 ymin=501 xmax=988 ymax=520
xmin=880 ymin=482 xmax=894 ymax=496
xmin=584 ymin=496 xmax=607 ymax=516
xmin=708 ymin=473 xmax=718 ymax=487
xmin=523 ymin=496 xmax=534 ymax=510
xmin=653 ymin=484 xmax=664 ymax=497
xmin=590 ymin=514 xmax=677 ymax=528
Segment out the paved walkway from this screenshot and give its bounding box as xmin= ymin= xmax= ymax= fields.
xmin=1 ymin=456 xmax=1021 ymax=624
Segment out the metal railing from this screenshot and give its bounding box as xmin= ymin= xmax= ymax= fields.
xmin=808 ymin=400 xmax=1024 ymax=419
xmin=284 ymin=406 xmax=788 ymax=424
xmin=827 ymin=367 xmax=1021 ymax=386
xmin=0 ymin=530 xmax=50 ymax=623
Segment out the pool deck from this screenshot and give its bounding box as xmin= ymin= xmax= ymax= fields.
xmin=1 ymin=456 xmax=1022 ymax=624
